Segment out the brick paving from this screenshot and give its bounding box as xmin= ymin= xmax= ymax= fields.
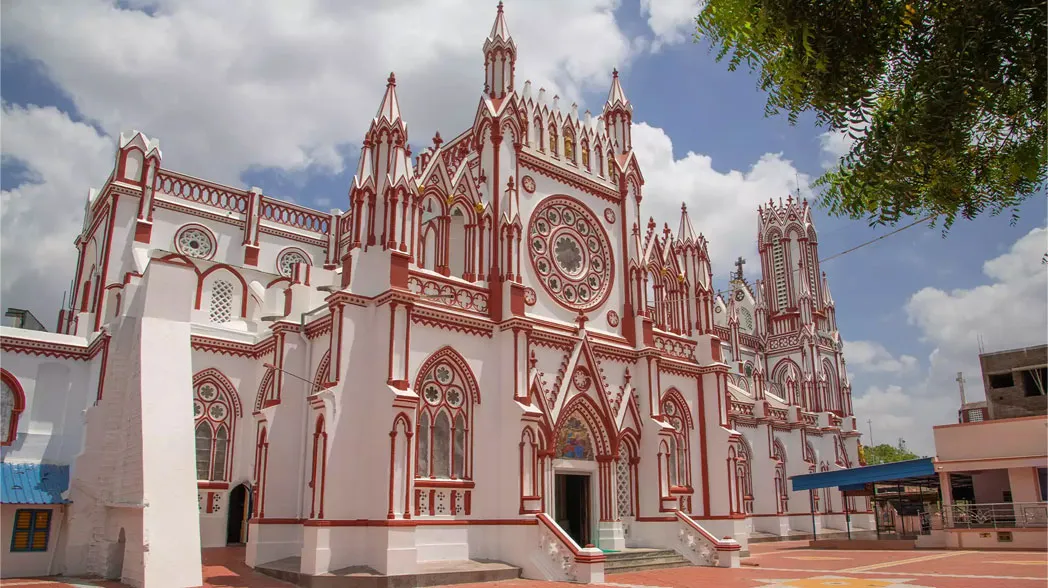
xmin=1 ymin=542 xmax=1044 ymax=588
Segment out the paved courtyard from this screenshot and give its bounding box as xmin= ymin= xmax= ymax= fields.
xmin=2 ymin=541 xmax=1045 ymax=588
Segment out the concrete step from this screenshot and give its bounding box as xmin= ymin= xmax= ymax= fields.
xmin=256 ymin=557 xmax=521 ymax=587
xmin=604 ymin=549 xmax=691 ymax=574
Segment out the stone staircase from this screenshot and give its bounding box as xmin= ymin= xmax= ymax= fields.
xmin=604 ymin=548 xmax=691 ymax=574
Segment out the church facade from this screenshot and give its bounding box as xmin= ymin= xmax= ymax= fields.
xmin=0 ymin=4 xmax=871 ymax=585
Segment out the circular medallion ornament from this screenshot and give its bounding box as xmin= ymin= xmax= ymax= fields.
xmin=521 ymin=175 xmax=536 ymax=194
xmin=606 ymin=310 xmax=620 ymax=327
xmin=523 ymin=287 xmax=537 ymax=306
xmin=735 ymin=290 xmax=746 ymax=302
xmin=528 ymin=196 xmax=613 ymax=312
xmin=174 ymin=224 xmax=216 ymax=260
xmin=276 ymin=248 xmax=311 ymax=278
xmin=572 ymin=367 xmax=592 ymax=392
xmin=604 ymin=208 xmax=616 ymax=224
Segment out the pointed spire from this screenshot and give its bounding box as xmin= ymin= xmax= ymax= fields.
xmin=677 ymin=203 xmax=697 ymax=243
xmin=483 ymin=1 xmax=517 ymax=99
xmin=606 ymin=68 xmax=629 ymax=108
xmin=376 ymin=72 xmax=402 ymax=123
xmin=821 ymin=271 xmax=835 ymax=306
xmin=488 ymin=1 xmax=512 ymax=41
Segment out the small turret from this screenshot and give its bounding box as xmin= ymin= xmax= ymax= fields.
xmin=602 ymin=69 xmax=632 ymax=155
xmin=483 ymin=2 xmax=517 ymax=100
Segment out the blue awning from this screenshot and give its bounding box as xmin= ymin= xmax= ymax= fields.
xmin=790 ymin=458 xmax=936 ymax=492
xmin=1 ymin=463 xmax=71 ymax=504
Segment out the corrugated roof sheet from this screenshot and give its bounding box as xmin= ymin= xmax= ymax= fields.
xmin=1 ymin=463 xmax=71 ymax=504
xmin=790 ymin=457 xmax=936 ymax=492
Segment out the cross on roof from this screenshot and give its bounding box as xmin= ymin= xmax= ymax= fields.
xmin=734 ymin=256 xmax=746 ymax=280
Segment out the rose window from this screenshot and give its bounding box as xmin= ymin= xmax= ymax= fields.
xmin=528 ymin=197 xmax=613 ymax=311
xmin=175 ymin=225 xmax=215 ymax=259
xmin=277 ymin=249 xmax=311 ymax=278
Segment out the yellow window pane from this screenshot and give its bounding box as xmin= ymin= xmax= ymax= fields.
xmin=31 ymin=531 xmax=48 ymax=550
xmin=34 ymin=510 xmax=51 ymax=528
xmin=12 ymin=530 xmax=29 ymax=549
xmin=14 ymin=510 xmax=32 ymax=530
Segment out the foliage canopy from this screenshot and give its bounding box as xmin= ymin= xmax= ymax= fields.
xmin=695 ymin=0 xmax=1047 ymax=230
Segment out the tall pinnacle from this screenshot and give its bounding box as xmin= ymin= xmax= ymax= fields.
xmin=605 ymin=68 xmax=630 ymax=109
xmin=488 ymin=1 xmax=512 ymax=41
xmin=375 ymin=72 xmax=402 ymax=123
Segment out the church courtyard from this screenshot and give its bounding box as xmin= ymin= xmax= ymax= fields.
xmin=2 ymin=542 xmax=1044 ymax=588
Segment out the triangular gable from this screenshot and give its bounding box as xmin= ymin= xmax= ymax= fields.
xmin=549 ymin=335 xmax=617 ymax=433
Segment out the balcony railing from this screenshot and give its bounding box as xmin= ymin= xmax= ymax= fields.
xmin=943 ymin=502 xmax=1048 ymax=529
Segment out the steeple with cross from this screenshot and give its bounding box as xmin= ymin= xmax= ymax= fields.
xmin=733 ymin=256 xmax=746 ymax=281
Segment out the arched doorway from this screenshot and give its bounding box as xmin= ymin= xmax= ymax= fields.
xmin=226 ymin=483 xmax=252 ymax=544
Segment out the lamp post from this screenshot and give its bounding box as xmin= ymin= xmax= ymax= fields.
xmin=867 ymin=419 xmax=874 ymax=446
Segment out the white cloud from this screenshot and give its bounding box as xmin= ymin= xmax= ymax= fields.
xmin=640 ymin=0 xmax=702 ymax=51
xmin=1 ymin=104 xmax=115 ymax=326
xmin=851 ymin=227 xmax=1048 ymax=455
xmin=631 ymin=122 xmax=808 ymax=280
xmin=818 ymin=129 xmax=854 ymax=169
xmin=0 ymin=0 xmax=643 ymax=319
xmin=845 ymin=340 xmax=918 ymax=374
xmin=0 ymin=0 xmax=637 ymax=185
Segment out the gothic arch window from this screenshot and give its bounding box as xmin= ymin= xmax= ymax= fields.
xmin=520 ymin=426 xmax=541 ymax=505
xmin=733 ymin=439 xmax=755 ymax=514
xmin=773 ymin=439 xmax=788 ymax=514
xmin=415 ymin=348 xmax=479 ymax=480
xmin=1 ymin=370 xmax=26 ymax=446
xmin=448 ymin=205 xmax=468 ymax=278
xmin=194 ymin=378 xmax=236 ymax=481
xmin=581 ymin=138 xmax=591 ymax=170
xmin=661 ymin=391 xmax=691 ymax=489
xmin=563 ymin=129 xmax=575 ymax=163
xmin=595 ymin=145 xmax=605 ymax=177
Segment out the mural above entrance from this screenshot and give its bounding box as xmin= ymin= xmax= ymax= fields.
xmin=557 ymin=416 xmax=594 ymax=460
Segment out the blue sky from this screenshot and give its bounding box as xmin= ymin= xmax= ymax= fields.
xmin=1 ymin=0 xmax=1045 ymax=454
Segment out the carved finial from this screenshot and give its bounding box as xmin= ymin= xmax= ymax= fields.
xmin=612 ymin=68 xmax=619 ymax=78
xmin=681 ymin=203 xmax=688 ymax=212
xmin=433 ymin=131 xmax=443 ymax=149
xmin=497 ymin=1 xmax=504 ymax=13
xmin=529 ymin=349 xmax=537 ymax=369
xmin=624 ymin=368 xmax=631 ymax=384
xmin=387 ymin=72 xmax=396 ymax=86
xmin=647 ymin=217 xmax=657 ymax=230
xmin=507 ymin=176 xmax=515 ymax=191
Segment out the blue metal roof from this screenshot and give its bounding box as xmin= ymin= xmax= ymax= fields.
xmin=1 ymin=463 xmax=71 ymax=504
xmin=790 ymin=458 xmax=936 ymax=492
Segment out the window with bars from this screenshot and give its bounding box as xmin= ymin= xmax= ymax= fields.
xmin=209 ymin=280 xmax=234 ymax=323
xmin=967 ymin=408 xmax=984 ymax=422
xmin=10 ymin=509 xmax=51 ymax=552
xmin=772 ymin=241 xmax=788 ymax=310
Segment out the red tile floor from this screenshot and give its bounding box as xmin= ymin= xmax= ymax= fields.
xmin=2 ymin=541 xmax=1045 ymax=588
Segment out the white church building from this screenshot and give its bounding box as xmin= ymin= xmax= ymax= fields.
xmin=0 ymin=4 xmax=871 ymax=586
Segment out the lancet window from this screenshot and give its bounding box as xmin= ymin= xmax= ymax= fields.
xmin=416 ymin=350 xmax=477 ymax=480
xmin=194 ymin=380 xmax=235 ymax=481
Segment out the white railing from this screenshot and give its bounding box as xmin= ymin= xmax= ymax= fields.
xmin=534 ymin=513 xmax=605 ymax=583
xmin=944 ymin=502 xmax=1048 ymax=529
xmin=674 ymin=511 xmax=741 ymax=568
